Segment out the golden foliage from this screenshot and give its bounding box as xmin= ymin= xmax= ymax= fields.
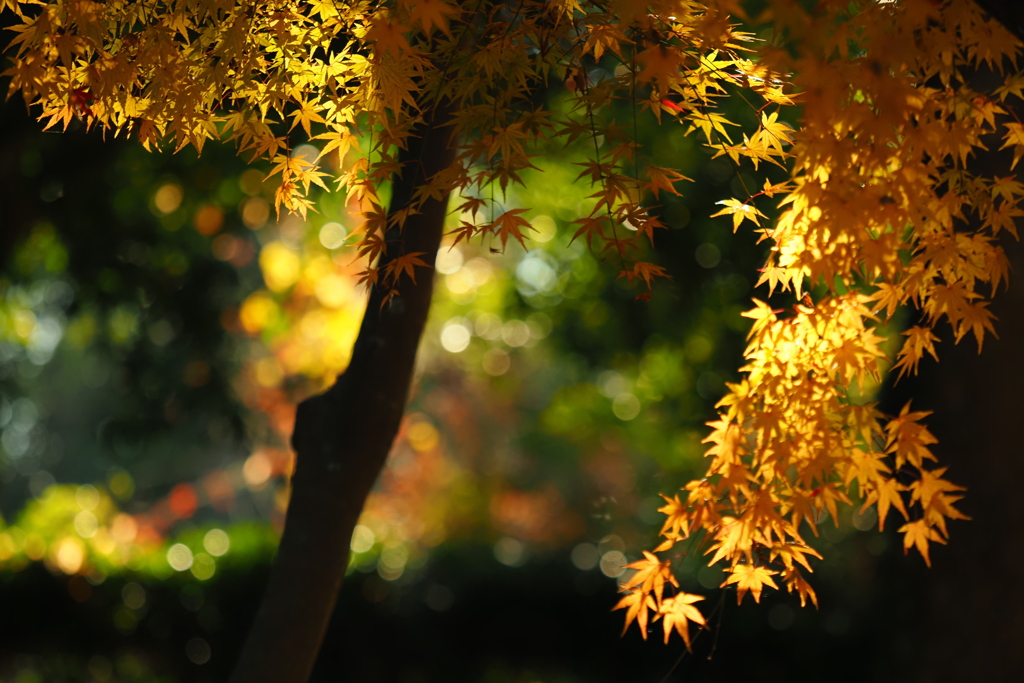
xmin=629 ymin=0 xmax=1018 ymax=644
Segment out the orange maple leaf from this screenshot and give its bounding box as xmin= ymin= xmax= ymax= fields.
xmin=863 ymin=475 xmax=908 ymax=531
xmin=617 ymin=261 xmax=671 ymax=290
xmin=489 ymin=208 xmax=533 ymax=249
xmin=623 ymin=551 xmax=678 ymax=603
xmin=613 ymin=588 xmax=656 ymax=638
xmin=658 ymin=593 xmax=705 ymax=648
xmin=384 ymin=252 xmax=430 ymax=285
xmin=898 ymin=518 xmax=945 ymax=567
xmin=408 ymin=0 xmax=458 ymax=37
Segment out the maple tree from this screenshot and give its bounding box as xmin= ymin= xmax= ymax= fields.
xmin=2 ymin=0 xmax=1023 ymax=680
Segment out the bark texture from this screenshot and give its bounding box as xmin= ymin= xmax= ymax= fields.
xmin=228 ymin=103 xmax=455 ymax=683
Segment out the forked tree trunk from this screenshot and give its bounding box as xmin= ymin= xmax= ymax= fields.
xmin=228 ymin=103 xmax=455 ymax=683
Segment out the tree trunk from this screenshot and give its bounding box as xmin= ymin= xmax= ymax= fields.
xmin=228 ymin=103 xmax=455 ymax=683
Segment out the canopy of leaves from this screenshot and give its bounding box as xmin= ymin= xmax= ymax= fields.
xmin=3 ymin=0 xmax=1022 ymax=648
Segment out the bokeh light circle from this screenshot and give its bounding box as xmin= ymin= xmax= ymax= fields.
xmin=167 ymin=543 xmax=194 ymax=571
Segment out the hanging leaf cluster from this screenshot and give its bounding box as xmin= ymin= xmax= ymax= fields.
xmin=622 ymin=0 xmax=1022 ymax=646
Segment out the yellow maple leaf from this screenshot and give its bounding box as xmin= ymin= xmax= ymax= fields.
xmin=657 ymin=493 xmax=690 ymax=538
xmin=769 ymin=542 xmax=823 ymax=573
xmin=757 ymin=110 xmax=794 ymax=157
xmin=288 ymin=97 xmax=326 ymax=137
xmin=711 ymin=198 xmax=767 ymax=232
xmin=721 ymin=563 xmax=778 ymax=605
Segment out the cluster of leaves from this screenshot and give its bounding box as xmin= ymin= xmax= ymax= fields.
xmin=622 ymin=0 xmax=1023 ymax=649
xmin=3 ymin=0 xmax=1022 ymax=651
xmin=2 ymin=0 xmax=783 ymax=299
